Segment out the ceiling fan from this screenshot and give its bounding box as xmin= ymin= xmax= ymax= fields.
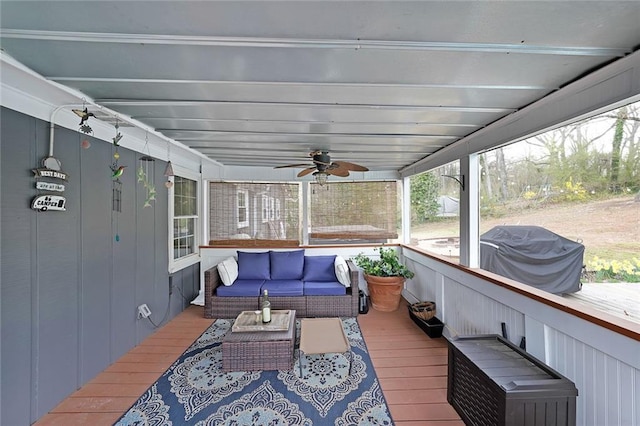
xmin=275 ymin=150 xmax=369 ymax=185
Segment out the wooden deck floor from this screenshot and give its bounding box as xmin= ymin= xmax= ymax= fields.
xmin=564 ymin=282 xmax=640 ymax=324
xmin=34 ymin=303 xmax=462 ymax=425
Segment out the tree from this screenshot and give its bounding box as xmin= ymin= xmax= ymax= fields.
xmin=410 ymin=172 xmax=440 ymax=223
xmin=609 ymin=106 xmax=626 ymax=192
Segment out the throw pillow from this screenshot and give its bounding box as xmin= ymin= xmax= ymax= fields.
xmin=270 ymin=249 xmax=305 ymax=279
xmin=217 ymin=256 xmax=238 ymax=286
xmin=237 ymin=251 xmax=270 ymax=280
xmin=303 ymin=255 xmax=337 ymax=282
xmin=334 ymin=255 xmax=351 ymax=287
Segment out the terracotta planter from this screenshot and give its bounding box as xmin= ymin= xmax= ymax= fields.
xmin=364 ymin=274 xmax=405 ymax=312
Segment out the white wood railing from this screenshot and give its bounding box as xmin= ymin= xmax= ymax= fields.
xmin=401 ymin=246 xmax=640 ymax=426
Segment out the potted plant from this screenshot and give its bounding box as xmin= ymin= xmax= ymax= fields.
xmin=353 ymin=247 xmax=415 ymax=312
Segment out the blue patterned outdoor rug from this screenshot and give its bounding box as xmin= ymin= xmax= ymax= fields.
xmin=115 ymin=318 xmax=394 ymax=425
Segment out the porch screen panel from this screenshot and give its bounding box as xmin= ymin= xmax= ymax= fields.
xmin=209 ymin=182 xmax=300 ymax=244
xmin=309 ymin=181 xmax=398 ymax=243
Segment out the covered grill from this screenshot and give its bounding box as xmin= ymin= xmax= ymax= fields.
xmin=480 ymin=226 xmax=584 ymax=294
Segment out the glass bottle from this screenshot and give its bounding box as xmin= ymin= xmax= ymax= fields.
xmin=261 ymin=289 xmax=271 ymax=323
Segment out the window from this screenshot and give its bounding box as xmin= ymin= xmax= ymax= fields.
xmin=237 ymin=190 xmax=249 ymax=228
xmin=262 ymin=195 xmax=269 ymax=223
xmin=478 ymin=101 xmax=640 ymax=289
xmin=269 ymin=196 xmax=275 ymax=220
xmin=171 ymin=175 xmax=199 ymax=269
xmin=209 ymin=182 xmax=300 ymax=243
xmin=309 ymin=181 xmax=399 ymax=244
xmin=408 ymin=161 xmax=461 ymax=260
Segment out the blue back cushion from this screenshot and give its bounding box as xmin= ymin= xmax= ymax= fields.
xmin=303 ymin=255 xmax=337 ymax=282
xmin=270 ymin=250 xmax=305 ymax=280
xmin=237 ymin=251 xmax=270 ymax=280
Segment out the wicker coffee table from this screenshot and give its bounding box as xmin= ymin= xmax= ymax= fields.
xmin=222 ymin=310 xmax=296 ymax=372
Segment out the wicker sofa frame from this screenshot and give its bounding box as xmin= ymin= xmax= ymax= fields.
xmin=204 ymin=259 xmax=360 ymax=319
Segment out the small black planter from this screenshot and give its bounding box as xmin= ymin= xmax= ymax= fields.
xmin=408 ymin=306 xmax=445 ymax=338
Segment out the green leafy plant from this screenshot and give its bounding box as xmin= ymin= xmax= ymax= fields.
xmin=353 ymin=247 xmax=415 ymax=279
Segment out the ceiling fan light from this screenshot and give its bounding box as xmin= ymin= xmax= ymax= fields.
xmin=314 ymin=172 xmax=329 ymax=186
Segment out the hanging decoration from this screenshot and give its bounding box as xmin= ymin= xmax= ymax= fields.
xmin=31 ymin=160 xmax=68 ymax=212
xmin=110 ymin=118 xmax=124 ymax=242
xmin=110 ymin=119 xmax=125 ymax=181
xmin=32 ymin=105 xmax=71 ymax=212
xmin=137 ymin=132 xmax=156 ymax=208
xmin=73 ymin=102 xmax=93 ymax=149
xmin=73 ymin=106 xmax=95 ymax=135
xmin=164 ymin=141 xmax=174 ymax=189
xmin=112 ymin=179 xmax=122 ymax=242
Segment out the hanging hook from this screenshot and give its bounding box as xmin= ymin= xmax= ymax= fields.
xmin=441 ymin=174 xmax=465 ymax=191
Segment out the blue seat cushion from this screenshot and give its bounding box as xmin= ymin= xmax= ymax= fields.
xmin=303 ymin=281 xmax=347 ymax=296
xmin=303 ymin=255 xmax=337 ymax=282
xmin=261 ymin=280 xmax=304 ymax=296
xmin=270 ymin=249 xmax=305 ymax=280
xmin=216 ymin=279 xmax=264 ymax=297
xmin=237 ymin=251 xmax=270 ymax=280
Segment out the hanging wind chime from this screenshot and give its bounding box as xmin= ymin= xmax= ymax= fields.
xmin=137 ymin=133 xmax=156 ymax=208
xmin=74 ymin=103 xmax=94 ymax=149
xmin=110 ymin=119 xmax=124 ymax=242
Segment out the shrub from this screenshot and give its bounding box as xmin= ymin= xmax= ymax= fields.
xmin=585 ymin=256 xmax=640 ymax=283
xmin=353 ymin=247 xmax=415 ymax=279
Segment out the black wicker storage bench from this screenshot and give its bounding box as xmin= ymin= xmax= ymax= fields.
xmin=447 ymin=334 xmax=578 ymax=426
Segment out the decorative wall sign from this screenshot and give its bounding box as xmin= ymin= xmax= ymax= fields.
xmin=36 ymin=182 xmax=65 ymax=192
xmin=32 ymin=195 xmax=66 ymax=211
xmin=36 ymin=108 xmax=73 ymax=213
xmin=32 ymin=161 xmax=69 ymax=212
xmin=32 ymin=168 xmax=68 ymax=181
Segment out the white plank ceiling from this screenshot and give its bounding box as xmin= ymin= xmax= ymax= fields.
xmin=1 ymin=1 xmax=639 ymax=172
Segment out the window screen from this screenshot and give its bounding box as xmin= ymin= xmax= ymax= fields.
xmin=309 ymin=181 xmax=398 ymax=244
xmin=209 ymin=182 xmax=300 ymax=244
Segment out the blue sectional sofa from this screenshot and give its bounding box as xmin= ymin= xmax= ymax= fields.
xmin=204 ymin=250 xmax=360 ymax=318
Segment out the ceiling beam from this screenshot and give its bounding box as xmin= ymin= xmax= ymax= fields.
xmin=158 ymin=129 xmax=460 ymax=139
xmin=1 ymin=29 xmax=630 ymax=57
xmin=52 ymin=77 xmax=551 ymax=92
xmin=97 ymin=99 xmax=514 ymax=113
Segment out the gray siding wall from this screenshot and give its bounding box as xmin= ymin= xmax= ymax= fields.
xmin=0 ymin=107 xmax=200 ymax=425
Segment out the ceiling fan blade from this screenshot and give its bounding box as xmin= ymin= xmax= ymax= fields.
xmin=333 ymin=161 xmax=369 ymax=172
xmin=326 ymin=167 xmax=350 ymax=177
xmin=297 ymin=167 xmax=317 ymax=177
xmin=274 ymin=163 xmax=312 ymax=169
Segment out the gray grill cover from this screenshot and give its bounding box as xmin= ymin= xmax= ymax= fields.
xmin=480 ymin=226 xmax=584 ymax=294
